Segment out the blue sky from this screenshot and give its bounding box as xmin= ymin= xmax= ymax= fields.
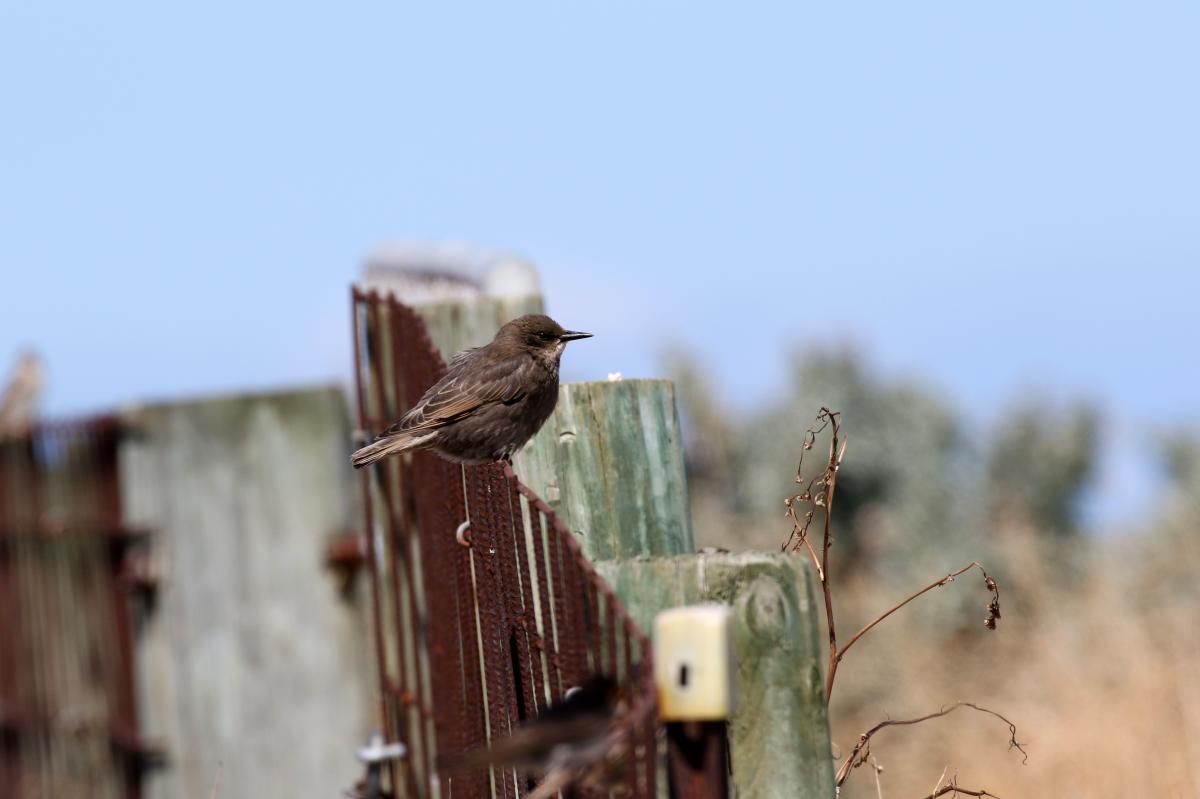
xmin=2 ymin=3 xmax=1197 ymax=522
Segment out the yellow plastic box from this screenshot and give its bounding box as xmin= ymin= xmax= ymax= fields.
xmin=652 ymin=604 xmax=733 ymax=721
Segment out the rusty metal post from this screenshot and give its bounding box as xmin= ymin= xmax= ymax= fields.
xmin=352 ymin=290 xmax=402 ymax=796
xmin=666 ymin=722 xmax=729 ymax=799
xmin=0 ymin=417 xmax=156 ymax=799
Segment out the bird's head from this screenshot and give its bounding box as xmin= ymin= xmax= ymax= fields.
xmin=498 ymin=314 xmax=592 ymax=357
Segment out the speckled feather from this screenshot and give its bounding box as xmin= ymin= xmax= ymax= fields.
xmin=351 ymin=314 xmax=589 ymax=467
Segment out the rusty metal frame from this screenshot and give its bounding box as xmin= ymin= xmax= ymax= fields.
xmin=352 ymin=288 xmax=659 ymax=798
xmin=0 ymin=417 xmax=156 ymax=799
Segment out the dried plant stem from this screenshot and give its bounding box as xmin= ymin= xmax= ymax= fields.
xmin=920 ymin=783 xmax=1001 ymax=798
xmin=929 ymin=765 xmax=949 ymax=798
xmin=838 ymin=562 xmax=996 ymax=663
xmin=835 ymin=702 xmax=1027 ymax=787
xmin=784 ymin=409 xmax=1001 ymax=701
xmin=826 ymin=559 xmax=1000 ymax=700
xmin=915 ymin=772 xmax=1001 ymax=799
xmin=784 ymin=408 xmax=1021 ymax=797
xmin=782 ymin=408 xmax=847 ymax=700
xmin=798 ymin=533 xmax=822 ymax=579
xmin=820 ymin=435 xmax=842 ymax=701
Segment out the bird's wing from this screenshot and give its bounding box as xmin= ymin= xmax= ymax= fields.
xmin=382 ymin=351 xmax=529 ymax=436
xmin=447 ymin=346 xmax=479 ymax=368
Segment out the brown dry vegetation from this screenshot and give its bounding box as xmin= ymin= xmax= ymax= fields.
xmin=831 ymin=526 xmax=1199 ymax=798
xmin=690 ymin=442 xmax=1200 ymax=799
xmin=672 ymin=346 xmax=1200 ymax=798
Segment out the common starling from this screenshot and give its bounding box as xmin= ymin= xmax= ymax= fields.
xmin=350 ymin=314 xmax=591 ymax=468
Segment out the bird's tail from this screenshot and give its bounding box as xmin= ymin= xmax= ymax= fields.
xmin=351 ymin=431 xmax=435 ymax=469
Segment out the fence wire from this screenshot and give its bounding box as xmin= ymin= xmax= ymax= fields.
xmin=0 ymin=418 xmax=151 ymax=799
xmin=352 ymin=289 xmax=658 ymax=798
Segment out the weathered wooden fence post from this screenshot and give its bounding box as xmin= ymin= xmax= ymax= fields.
xmin=413 ymin=294 xmax=546 ymax=363
xmin=515 ymin=379 xmax=694 ymax=559
xmin=599 ymin=554 xmax=834 ymax=799
xmin=119 ymin=386 xmax=373 ymax=799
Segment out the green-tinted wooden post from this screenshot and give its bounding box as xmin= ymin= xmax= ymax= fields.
xmin=413 ymin=294 xmax=545 ymax=360
xmin=597 ymin=552 xmax=835 ymax=799
xmin=514 ymin=379 xmax=693 ymax=560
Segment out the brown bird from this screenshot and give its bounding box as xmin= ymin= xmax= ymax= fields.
xmin=351 ymin=314 xmax=591 ymax=468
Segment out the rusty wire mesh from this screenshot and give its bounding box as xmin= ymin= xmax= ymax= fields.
xmin=352 ymin=288 xmax=658 ymax=798
xmin=0 ymin=418 xmax=151 ymax=799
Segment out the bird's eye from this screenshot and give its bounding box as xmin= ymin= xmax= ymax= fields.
xmin=538 ymin=332 xmax=556 ymax=340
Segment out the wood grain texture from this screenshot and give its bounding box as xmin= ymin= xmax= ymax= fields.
xmin=414 ymin=294 xmax=545 ymax=362
xmin=119 ymin=387 xmax=373 ymax=799
xmin=514 ymin=379 xmax=694 ymax=561
xmin=597 ymin=552 xmax=835 ymax=799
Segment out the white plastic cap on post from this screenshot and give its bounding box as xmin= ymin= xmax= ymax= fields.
xmin=653 ymin=604 xmax=734 ymax=721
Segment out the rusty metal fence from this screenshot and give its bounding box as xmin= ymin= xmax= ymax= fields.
xmin=0 ymin=418 xmax=154 ymax=799
xmin=352 ymin=288 xmax=658 ymax=798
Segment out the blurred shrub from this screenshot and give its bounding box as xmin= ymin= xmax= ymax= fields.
xmin=984 ymin=402 xmax=1098 ymax=537
xmin=668 ymin=346 xmax=1102 ymax=579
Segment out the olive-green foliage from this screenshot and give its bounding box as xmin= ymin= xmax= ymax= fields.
xmin=1164 ymin=430 xmax=1200 ymax=492
xmin=667 ymin=346 xmax=1099 ymax=591
xmin=984 ymin=402 xmax=1098 ymax=536
xmin=1138 ymin=432 xmax=1200 ymax=612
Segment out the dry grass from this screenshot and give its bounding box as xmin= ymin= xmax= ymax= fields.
xmin=692 ymin=435 xmax=1200 ymax=798
xmin=831 ymin=524 xmax=1200 ymax=798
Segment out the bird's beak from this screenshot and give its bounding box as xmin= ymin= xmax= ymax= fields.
xmin=559 ymin=331 xmax=593 ymax=341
